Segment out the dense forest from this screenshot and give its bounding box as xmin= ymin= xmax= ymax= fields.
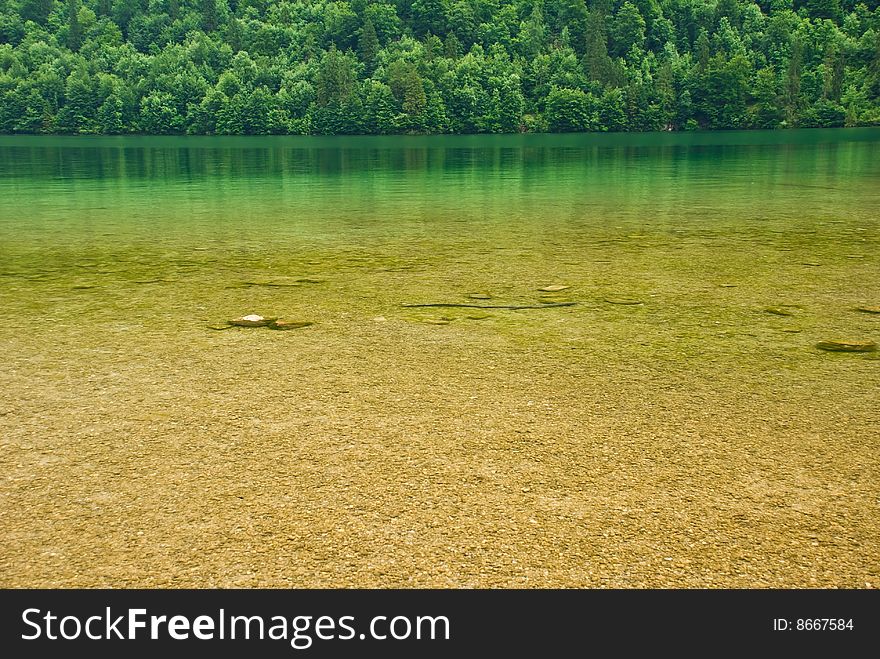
xmin=0 ymin=0 xmax=879 ymax=134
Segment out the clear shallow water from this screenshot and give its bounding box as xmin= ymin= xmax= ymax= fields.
xmin=1 ymin=130 xmax=879 ymax=588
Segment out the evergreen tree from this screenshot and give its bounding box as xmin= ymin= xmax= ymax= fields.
xmin=67 ymin=0 xmax=82 ymax=52
xmin=201 ymin=0 xmax=219 ymax=33
xmin=696 ymin=30 xmax=711 ymax=73
xmin=387 ymin=60 xmax=427 ymax=130
xmin=20 ymin=0 xmax=54 ymax=25
xmin=97 ymin=92 xmax=126 ymax=133
xmin=786 ymin=37 xmax=803 ymax=125
xmin=412 ymin=0 xmax=447 ymax=38
xmin=358 ymin=19 xmax=380 ymax=74
xmin=822 ymin=45 xmax=844 ymax=102
xmin=869 ymin=30 xmax=880 ymax=99
xmin=584 ymin=10 xmax=612 ymax=84
xmin=445 ymin=33 xmax=462 ymax=59
xmin=610 ymin=2 xmax=646 ymax=58
xmin=58 ymin=68 xmax=99 ymax=134
xmin=363 ymin=80 xmax=396 ymax=134
xmin=113 ymin=0 xmax=143 ymax=35
xmin=519 ymin=1 xmax=546 ymax=58
xmin=316 ymin=47 xmax=357 ymax=107
xmin=752 ymin=67 xmax=784 ymax=128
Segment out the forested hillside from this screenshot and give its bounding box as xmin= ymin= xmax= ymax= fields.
xmin=1 ymin=0 xmax=879 ymax=134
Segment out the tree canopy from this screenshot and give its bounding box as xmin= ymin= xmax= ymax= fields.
xmin=1 ymin=0 xmax=879 ymax=134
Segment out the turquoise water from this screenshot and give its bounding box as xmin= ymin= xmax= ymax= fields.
xmin=2 ymin=129 xmax=878 ymax=356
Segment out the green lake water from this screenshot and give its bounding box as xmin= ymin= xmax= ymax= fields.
xmin=1 ymin=129 xmax=878 ymax=357
xmin=2 ymin=129 xmax=880 ymax=587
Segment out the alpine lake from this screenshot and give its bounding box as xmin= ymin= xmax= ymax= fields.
xmin=1 ymin=129 xmax=878 ymax=587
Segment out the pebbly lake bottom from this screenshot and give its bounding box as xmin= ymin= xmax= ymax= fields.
xmin=0 ymin=130 xmax=878 ymax=587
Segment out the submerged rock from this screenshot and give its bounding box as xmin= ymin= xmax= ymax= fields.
xmin=856 ymin=306 xmax=880 ymax=314
xmin=240 ymin=279 xmax=301 ymax=288
xmin=228 ymin=314 xmax=276 ymax=327
xmin=268 ymin=320 xmax=313 ymax=331
xmin=221 ymin=315 xmax=312 ymax=330
xmin=539 ymin=285 xmax=570 ymax=292
xmin=412 ymin=315 xmax=456 ymax=325
xmin=604 ymin=297 xmax=643 ymax=305
xmin=816 ymin=340 xmax=876 ymax=353
xmin=468 ymin=293 xmax=493 ymax=300
xmin=403 ymin=302 xmax=575 ymax=309
xmin=765 ymin=307 xmax=796 ymax=317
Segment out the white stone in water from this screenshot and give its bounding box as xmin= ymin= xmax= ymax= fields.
xmin=241 ymin=314 xmax=264 ymax=322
